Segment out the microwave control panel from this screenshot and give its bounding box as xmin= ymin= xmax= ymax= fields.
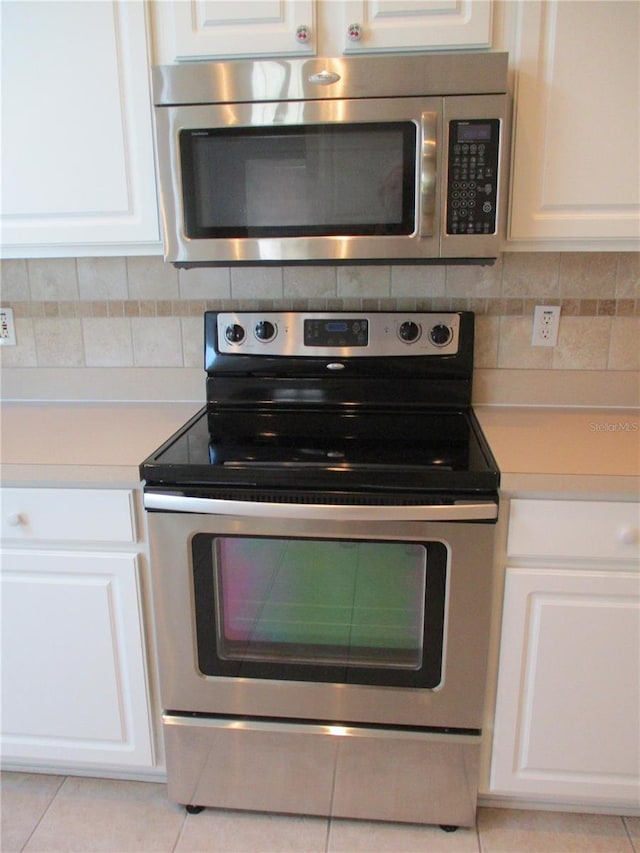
xmin=446 ymin=119 xmax=500 ymax=236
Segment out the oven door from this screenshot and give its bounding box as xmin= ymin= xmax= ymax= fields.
xmin=145 ymin=498 xmax=497 ymax=731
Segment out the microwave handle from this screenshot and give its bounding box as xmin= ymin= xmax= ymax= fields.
xmin=419 ymin=111 xmax=437 ymax=237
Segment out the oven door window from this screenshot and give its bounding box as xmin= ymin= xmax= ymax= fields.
xmin=192 ymin=535 xmax=446 ymax=688
xmin=179 ymin=122 xmax=416 ymax=239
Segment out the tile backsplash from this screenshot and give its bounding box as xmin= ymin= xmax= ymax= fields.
xmin=1 ymin=252 xmax=638 ymax=373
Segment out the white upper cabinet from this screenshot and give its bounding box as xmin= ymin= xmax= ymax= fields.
xmin=151 ymin=0 xmax=492 ymax=63
xmin=337 ymin=0 xmax=492 ymax=53
xmin=162 ymin=0 xmax=316 ymax=61
xmin=507 ymin=0 xmax=640 ymax=249
xmin=0 ymin=0 xmax=160 ymax=258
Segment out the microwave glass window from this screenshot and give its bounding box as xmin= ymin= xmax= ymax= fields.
xmin=180 ymin=123 xmax=416 ymax=239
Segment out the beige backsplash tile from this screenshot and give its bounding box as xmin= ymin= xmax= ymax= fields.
xmin=33 ymin=317 xmax=84 ymax=367
xmin=446 ymin=257 xmax=502 ymax=298
xmin=1 ymin=252 xmax=638 ymax=378
xmin=181 ymin=316 xmax=205 ymax=368
xmin=501 ymin=252 xmax=560 ymax=297
xmin=0 ymin=258 xmax=29 ymax=300
xmin=131 ymin=317 xmax=183 ymax=367
xmin=553 ymin=316 xmax=611 ymax=369
xmin=179 ymin=266 xmax=231 ymax=300
xmin=231 ymin=266 xmax=284 ymax=300
xmin=616 ymin=252 xmax=640 ymax=298
xmin=392 ymin=265 xmax=445 ymax=297
xmin=77 ymin=257 xmax=128 ymax=301
xmin=28 ymin=258 xmax=78 ymax=301
xmin=559 ymin=252 xmax=617 ymax=298
xmin=82 ymin=317 xmax=133 ymax=368
xmin=284 ymin=266 xmax=337 ymax=299
xmin=474 ymin=315 xmax=499 ymax=368
xmin=609 ymin=316 xmax=640 ymax=370
xmin=498 ymin=316 xmax=553 ymax=369
xmin=126 ymin=256 xmax=179 ymax=301
xmin=338 ymin=265 xmax=390 ymax=297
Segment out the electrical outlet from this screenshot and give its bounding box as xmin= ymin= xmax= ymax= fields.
xmin=0 ymin=308 xmax=17 ymax=346
xmin=532 ymin=305 xmax=561 ymax=347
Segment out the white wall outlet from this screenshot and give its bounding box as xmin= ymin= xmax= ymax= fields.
xmin=532 ymin=305 xmax=561 ymax=347
xmin=0 ymin=308 xmax=17 ymax=346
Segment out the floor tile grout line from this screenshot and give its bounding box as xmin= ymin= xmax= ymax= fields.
xmin=622 ymin=815 xmax=639 ymax=853
xmin=324 ymin=815 xmax=332 ymax=853
xmin=18 ymin=773 xmax=68 ymax=852
xmin=170 ymin=806 xmax=189 ymax=853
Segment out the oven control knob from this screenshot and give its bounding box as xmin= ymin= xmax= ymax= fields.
xmin=429 ymin=324 xmax=452 ymax=347
xmin=398 ymin=321 xmax=421 ymax=343
xmin=254 ymin=320 xmax=277 ymax=342
xmin=225 ymin=324 xmax=245 ymax=344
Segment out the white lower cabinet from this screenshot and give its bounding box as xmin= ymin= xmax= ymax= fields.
xmin=0 ymin=488 xmax=154 ymax=773
xmin=490 ymin=500 xmax=640 ymax=808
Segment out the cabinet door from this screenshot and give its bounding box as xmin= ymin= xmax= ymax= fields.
xmin=0 ymin=0 xmax=159 ymax=257
xmin=167 ymin=0 xmax=316 ymax=60
xmin=491 ymin=567 xmax=640 ymax=806
xmin=338 ymin=0 xmax=492 ymax=53
xmin=508 ymin=0 xmax=640 ymax=245
xmin=1 ymin=549 xmax=154 ymax=769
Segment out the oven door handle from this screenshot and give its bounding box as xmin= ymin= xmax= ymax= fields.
xmin=143 ymin=493 xmax=498 ymax=521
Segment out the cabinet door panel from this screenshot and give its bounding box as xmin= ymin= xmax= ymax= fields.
xmin=509 ymin=0 xmax=640 ymax=242
xmin=171 ymin=0 xmax=316 ymax=60
xmin=341 ymin=0 xmax=491 ymax=52
xmin=491 ymin=568 xmax=640 ymax=805
xmin=0 ymin=550 xmax=153 ymax=769
xmin=1 ymin=0 xmax=159 ymax=254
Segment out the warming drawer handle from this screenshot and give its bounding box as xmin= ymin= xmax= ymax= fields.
xmin=143 ymin=493 xmax=497 ymax=521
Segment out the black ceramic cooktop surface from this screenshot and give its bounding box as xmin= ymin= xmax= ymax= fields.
xmin=140 ymin=405 xmax=499 ymax=498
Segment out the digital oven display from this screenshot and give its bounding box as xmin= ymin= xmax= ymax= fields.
xmin=304 ymin=318 xmax=369 ymax=347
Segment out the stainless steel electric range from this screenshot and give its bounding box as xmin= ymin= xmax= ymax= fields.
xmin=140 ymin=310 xmax=499 ymax=829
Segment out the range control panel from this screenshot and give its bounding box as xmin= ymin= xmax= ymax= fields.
xmin=446 ymin=119 xmax=500 ymax=236
xmin=216 ymin=312 xmax=461 ymax=357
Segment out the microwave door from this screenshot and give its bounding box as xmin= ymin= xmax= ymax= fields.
xmin=155 ymin=97 xmax=443 ymax=265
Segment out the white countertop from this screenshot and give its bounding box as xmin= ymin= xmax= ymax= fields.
xmin=1 ymin=401 xmax=638 ymax=497
xmin=475 ymin=406 xmax=639 ymax=498
xmin=0 ymin=402 xmax=202 ymax=486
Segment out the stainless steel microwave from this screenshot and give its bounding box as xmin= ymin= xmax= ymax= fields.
xmin=151 ymin=52 xmax=509 ymax=266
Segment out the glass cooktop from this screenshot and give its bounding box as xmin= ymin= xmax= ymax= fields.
xmin=140 ymin=405 xmax=499 ymax=497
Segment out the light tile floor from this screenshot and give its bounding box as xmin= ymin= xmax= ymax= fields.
xmin=1 ymin=772 xmax=639 ymax=853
